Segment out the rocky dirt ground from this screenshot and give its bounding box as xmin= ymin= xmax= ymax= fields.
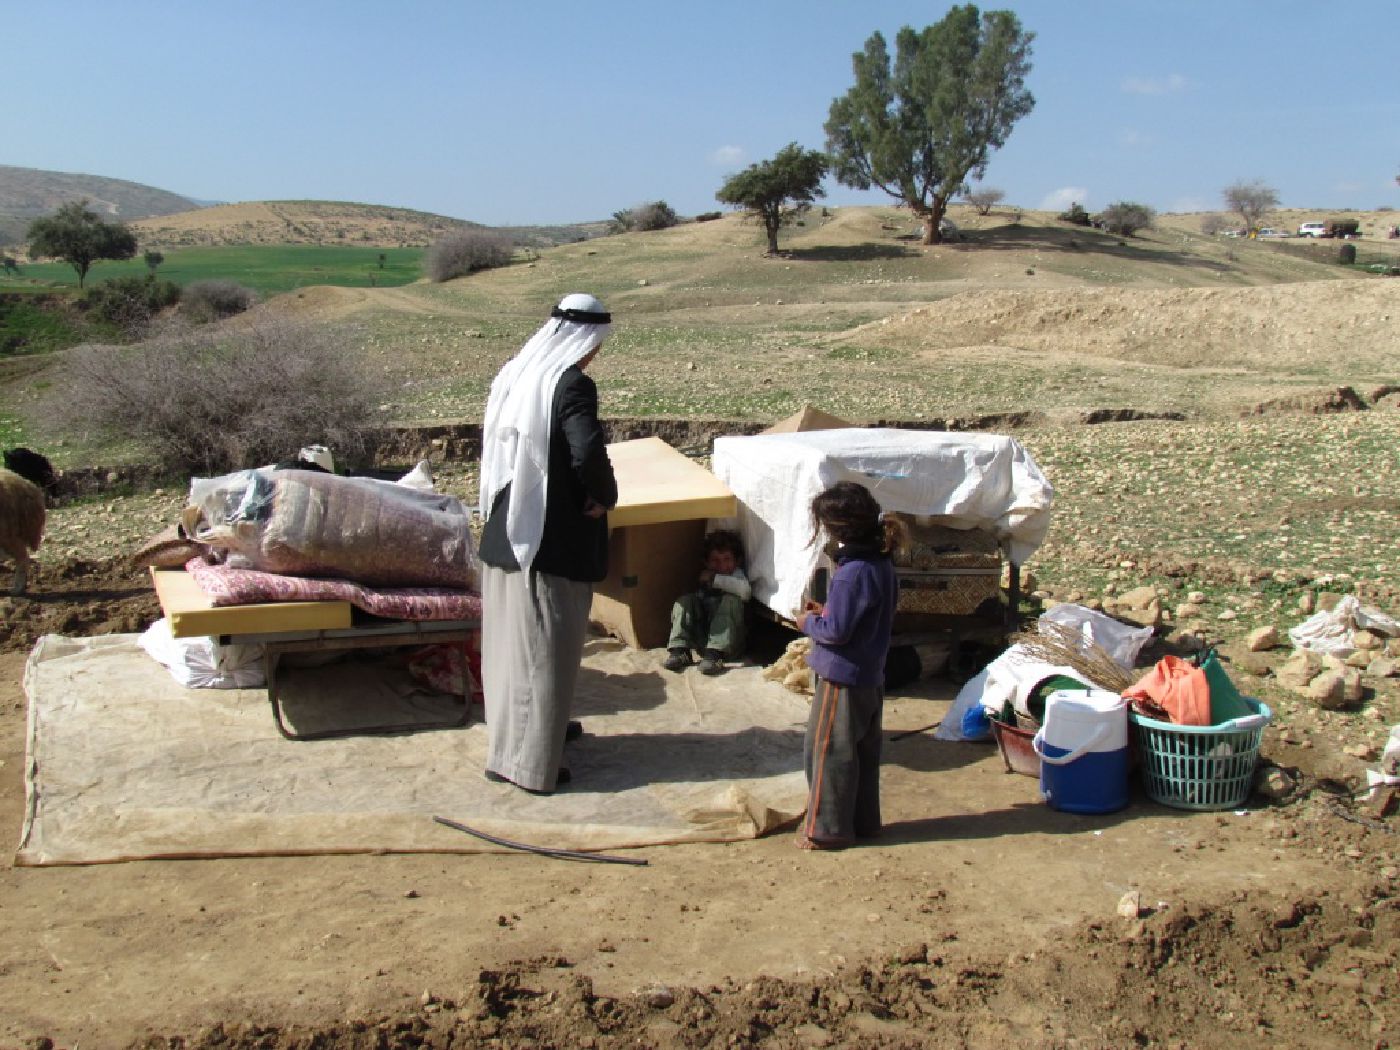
xmin=2 ymin=426 xmax=1398 ymax=1049
xmin=2 ymin=216 xmax=1398 ymax=1047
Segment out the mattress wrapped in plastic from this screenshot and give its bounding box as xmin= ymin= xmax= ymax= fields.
xmin=184 ymin=468 xmax=477 ymax=590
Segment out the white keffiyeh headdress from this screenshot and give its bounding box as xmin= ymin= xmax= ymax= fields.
xmin=479 ymin=293 xmax=612 ymax=570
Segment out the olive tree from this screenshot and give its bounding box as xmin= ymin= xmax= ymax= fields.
xmin=1223 ymin=179 xmax=1279 ymax=235
xmin=715 ymin=143 xmax=829 ymax=255
xmin=1097 ymin=201 xmax=1156 ymax=237
xmin=824 ymin=5 xmax=1034 ymax=245
xmin=27 ymin=200 xmax=139 ymax=288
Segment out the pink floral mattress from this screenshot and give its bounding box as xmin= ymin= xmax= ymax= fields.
xmin=186 ymin=557 xmax=481 ymax=622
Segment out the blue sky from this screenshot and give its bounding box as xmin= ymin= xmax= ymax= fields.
xmin=7 ymin=1 xmax=1398 ymax=225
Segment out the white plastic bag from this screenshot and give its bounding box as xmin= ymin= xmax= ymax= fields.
xmin=1289 ymin=595 xmax=1400 ymax=656
xmin=1040 ymin=603 xmax=1154 ymax=669
xmin=138 ymin=618 xmax=266 ymax=689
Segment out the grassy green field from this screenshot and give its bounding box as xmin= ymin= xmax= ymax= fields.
xmin=0 ymin=244 xmax=426 ymax=296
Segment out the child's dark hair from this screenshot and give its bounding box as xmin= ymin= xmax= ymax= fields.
xmin=809 ymin=481 xmax=908 ymax=556
xmin=702 ymin=528 xmax=745 ymax=562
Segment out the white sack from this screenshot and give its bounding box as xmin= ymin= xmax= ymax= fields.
xmin=711 ymin=428 xmax=1054 ymax=618
xmin=1289 ymin=595 xmax=1400 ymax=655
xmin=1040 ymin=603 xmax=1154 ymax=669
xmin=934 ymin=648 xmax=1095 ymax=741
xmin=137 ymin=618 xmax=266 ymax=689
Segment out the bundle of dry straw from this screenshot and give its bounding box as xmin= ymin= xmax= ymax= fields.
xmin=1008 ymin=619 xmax=1135 ymax=694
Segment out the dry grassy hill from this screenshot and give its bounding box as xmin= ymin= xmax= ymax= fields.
xmin=129 ymin=200 xmax=478 ymax=248
xmin=238 ymin=204 xmax=1399 ymax=426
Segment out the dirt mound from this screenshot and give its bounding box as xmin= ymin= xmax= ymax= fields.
xmin=120 ymin=882 xmax=1397 ymax=1049
xmin=0 ymin=558 xmax=158 ymax=653
xmin=846 ymin=281 xmax=1400 ymax=374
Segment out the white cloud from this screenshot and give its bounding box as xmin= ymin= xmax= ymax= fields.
xmin=1122 ymin=73 xmax=1188 ymax=96
xmin=1040 ymin=186 xmax=1089 ymax=212
xmin=709 ymin=145 xmax=745 ymax=167
xmin=1118 ymin=128 xmax=1152 ymax=148
xmin=1334 ymin=180 xmax=1363 ymax=193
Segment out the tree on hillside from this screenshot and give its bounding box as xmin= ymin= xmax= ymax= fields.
xmin=1096 ymin=201 xmax=1156 ymax=237
xmin=26 ymin=200 xmax=139 ymax=288
xmin=964 ymin=186 xmax=1005 ymax=215
xmin=824 ymin=5 xmax=1034 ymax=245
xmin=144 ymin=250 xmax=164 ymax=273
xmin=715 ymin=143 xmax=829 ymax=255
xmin=1 ymin=255 xmax=19 ymax=277
xmin=1223 ymin=179 xmax=1279 ymax=235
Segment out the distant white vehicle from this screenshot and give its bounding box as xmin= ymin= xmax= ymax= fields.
xmin=1257 ymin=227 xmax=1290 ymax=238
xmin=938 ymin=217 xmax=961 ymax=241
xmin=1297 ymin=222 xmax=1328 ymax=238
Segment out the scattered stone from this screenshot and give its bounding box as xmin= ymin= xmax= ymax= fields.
xmin=893 ymin=943 xmax=928 ymax=965
xmin=1366 ymin=657 xmax=1398 ymax=678
xmin=1246 ymin=626 xmax=1279 ymax=652
xmin=1254 ymin=764 xmax=1297 ymax=800
xmin=1175 ymin=602 xmax=1204 ymax=620
xmin=1230 ymin=651 xmax=1272 ymax=677
xmin=1278 ymin=650 xmax=1323 ymax=690
xmin=1344 ymin=651 xmax=1372 ymax=669
xmin=1343 ymin=744 xmax=1377 ymax=761
xmin=1353 ymin=629 xmax=1384 ymax=651
xmin=795 ymin=1024 xmax=835 ymax=1047
xmin=640 ymin=984 xmax=675 ymax=1009
xmin=1116 ymin=890 xmax=1144 ymax=919
xmin=1307 ymin=670 xmax=1347 ymax=709
xmin=1341 ymin=669 xmax=1365 ymax=704
xmin=1118 ymin=585 xmax=1158 ymax=609
xmin=1187 ymin=591 xmax=1206 ymax=604
xmin=1317 ymin=592 xmax=1343 ymax=613
xmin=1297 ymin=592 xmax=1315 ymax=614
xmin=1217 ymin=609 xmax=1237 ymax=621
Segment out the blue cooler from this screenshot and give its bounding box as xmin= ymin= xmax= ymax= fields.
xmin=1033 ymin=688 xmax=1129 ymax=814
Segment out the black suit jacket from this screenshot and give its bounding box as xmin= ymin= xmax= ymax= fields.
xmin=479 ymin=366 xmax=617 ymax=582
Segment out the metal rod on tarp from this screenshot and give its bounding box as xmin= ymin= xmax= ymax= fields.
xmin=432 ymin=815 xmax=650 ymax=865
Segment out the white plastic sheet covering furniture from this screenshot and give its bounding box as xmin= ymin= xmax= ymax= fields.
xmin=710 ymin=428 xmax=1054 ymax=619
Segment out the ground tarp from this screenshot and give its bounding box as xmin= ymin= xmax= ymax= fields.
xmin=17 ymin=634 xmax=810 ymax=866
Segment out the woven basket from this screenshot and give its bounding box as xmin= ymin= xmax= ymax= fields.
xmin=896 ymin=571 xmax=1001 ymax=615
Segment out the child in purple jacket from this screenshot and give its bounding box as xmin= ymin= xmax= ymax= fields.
xmin=795 ymin=481 xmax=905 ymax=850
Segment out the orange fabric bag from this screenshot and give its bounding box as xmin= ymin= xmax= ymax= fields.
xmin=1122 ymin=655 xmax=1212 ymax=726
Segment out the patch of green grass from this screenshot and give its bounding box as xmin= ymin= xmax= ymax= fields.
xmin=0 ymin=293 xmax=92 ymax=355
xmin=0 ymin=245 xmax=427 ymax=297
xmin=0 ymin=412 xmax=25 ymax=448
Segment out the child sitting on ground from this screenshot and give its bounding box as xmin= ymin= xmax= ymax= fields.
xmin=795 ymin=481 xmax=905 ymax=850
xmin=664 ymin=529 xmax=751 ymax=676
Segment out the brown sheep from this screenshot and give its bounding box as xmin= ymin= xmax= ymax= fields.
xmin=0 ymin=468 xmax=45 ymax=595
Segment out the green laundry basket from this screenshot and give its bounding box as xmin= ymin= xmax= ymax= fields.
xmin=1128 ymin=699 xmax=1271 ymax=811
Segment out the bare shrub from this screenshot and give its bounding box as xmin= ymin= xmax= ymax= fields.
xmin=964 ymin=187 xmax=1005 ymax=215
xmin=50 ymin=319 xmax=377 ymax=476
xmin=182 ymin=280 xmax=256 ymax=323
xmin=1223 ymin=179 xmax=1279 ymax=234
xmin=1199 ymin=213 xmax=1230 ymax=235
xmin=423 ymin=229 xmax=514 ymax=282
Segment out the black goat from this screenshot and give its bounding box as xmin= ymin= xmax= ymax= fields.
xmin=2 ymin=448 xmax=58 ymax=501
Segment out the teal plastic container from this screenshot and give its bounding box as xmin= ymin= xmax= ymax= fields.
xmin=1129 ymin=699 xmax=1271 ymax=811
